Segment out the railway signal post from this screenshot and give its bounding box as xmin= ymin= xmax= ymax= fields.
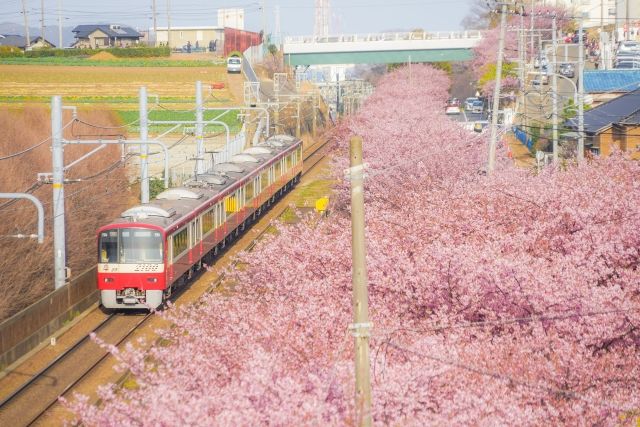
xmin=347 ymin=136 xmax=372 ymax=427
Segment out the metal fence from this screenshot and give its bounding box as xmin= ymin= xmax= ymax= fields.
xmin=284 ymin=30 xmax=483 ymax=44
xmin=242 ymin=43 xmax=263 ymax=83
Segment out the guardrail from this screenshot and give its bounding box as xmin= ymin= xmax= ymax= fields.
xmin=284 ymin=30 xmax=483 ymax=44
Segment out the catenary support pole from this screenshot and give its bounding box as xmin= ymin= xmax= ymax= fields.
xmin=195 ymin=81 xmax=205 ymax=175
xmin=578 ymin=19 xmax=585 ymax=162
xmin=0 ymin=193 xmax=44 ymax=243
xmin=295 ymin=98 xmax=301 ymax=138
xmin=139 ymin=86 xmax=150 ymax=204
xmin=51 ymin=96 xmax=67 ymax=290
xmin=487 ymin=3 xmax=507 ymax=174
xmin=349 ymin=136 xmax=372 ymax=427
xmin=552 ymin=15 xmax=559 ymax=164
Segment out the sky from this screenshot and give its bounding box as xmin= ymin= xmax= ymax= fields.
xmin=0 ymin=0 xmax=475 ymax=37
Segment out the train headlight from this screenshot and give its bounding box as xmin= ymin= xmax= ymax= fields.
xmin=147 ymin=277 xmax=158 ymax=283
xmin=103 ymin=277 xmax=114 ymax=283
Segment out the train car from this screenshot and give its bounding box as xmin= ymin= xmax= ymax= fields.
xmin=97 ymin=135 xmax=303 ymax=310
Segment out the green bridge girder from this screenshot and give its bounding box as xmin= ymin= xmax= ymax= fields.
xmin=284 ymin=49 xmax=473 ymax=66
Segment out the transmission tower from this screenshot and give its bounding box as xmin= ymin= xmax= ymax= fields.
xmin=314 ymin=0 xmax=330 ymax=37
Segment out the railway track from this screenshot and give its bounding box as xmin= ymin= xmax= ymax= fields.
xmin=0 ymin=136 xmax=333 ymax=425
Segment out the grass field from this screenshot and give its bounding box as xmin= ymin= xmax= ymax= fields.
xmin=0 ymin=63 xmax=236 ymax=107
xmin=0 ymin=57 xmax=222 ymax=67
xmin=116 ymin=109 xmax=242 ymax=134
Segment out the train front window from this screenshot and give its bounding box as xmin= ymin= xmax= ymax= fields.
xmin=99 ymin=230 xmax=118 ymax=263
xmin=99 ymin=229 xmax=163 ymax=264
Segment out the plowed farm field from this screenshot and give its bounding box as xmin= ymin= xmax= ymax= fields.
xmin=0 ymin=64 xmax=236 ymax=108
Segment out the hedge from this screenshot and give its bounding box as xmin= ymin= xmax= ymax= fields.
xmin=8 ymin=46 xmax=172 ymax=58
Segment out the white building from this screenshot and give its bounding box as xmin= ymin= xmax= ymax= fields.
xmin=218 ymin=9 xmax=245 ymax=30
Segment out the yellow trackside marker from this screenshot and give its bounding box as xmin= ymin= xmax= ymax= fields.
xmin=315 ymin=197 xmax=329 ymax=213
xmin=52 ymin=183 xmax=63 ymax=189
xmin=140 ymin=154 xmax=148 ymax=159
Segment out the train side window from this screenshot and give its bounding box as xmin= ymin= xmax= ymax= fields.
xmin=246 ymin=179 xmax=254 ymax=200
xmin=172 ymin=227 xmax=189 ymax=260
xmin=275 ymin=159 xmax=282 ymax=178
xmin=202 ymin=209 xmax=214 ymax=235
xmin=297 ymin=147 xmax=302 ymax=163
xmin=261 ymin=170 xmax=269 ymax=191
xmin=286 ymin=154 xmax=293 ymax=170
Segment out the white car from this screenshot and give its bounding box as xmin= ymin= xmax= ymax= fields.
xmin=445 ymin=105 xmax=461 ymax=115
xmin=465 ymin=97 xmax=478 ymax=110
xmin=226 ymin=56 xmax=242 ymax=73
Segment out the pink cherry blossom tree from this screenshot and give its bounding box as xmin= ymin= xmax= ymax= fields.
xmin=65 ymin=65 xmax=640 ymax=426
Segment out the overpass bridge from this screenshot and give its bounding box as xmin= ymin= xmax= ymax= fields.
xmin=283 ymin=30 xmax=483 ymax=66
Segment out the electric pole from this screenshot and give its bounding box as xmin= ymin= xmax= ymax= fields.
xmin=152 ymin=0 xmax=157 ymax=47
xmin=57 ymin=0 xmax=63 ymax=48
xmin=348 ymin=135 xmax=372 ymax=427
xmin=21 ymin=0 xmax=30 ymax=49
xmin=626 ymin=0 xmax=631 ymax=41
xmin=551 ymin=15 xmax=558 ymax=164
xmin=578 ymin=18 xmax=585 ymax=162
xmin=166 ymin=0 xmax=171 ymax=50
xmin=40 ymin=0 xmax=45 ymax=42
xmin=487 ymin=3 xmax=508 ymax=174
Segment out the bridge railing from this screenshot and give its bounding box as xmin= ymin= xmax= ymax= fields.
xmin=284 ymin=30 xmax=482 ymax=44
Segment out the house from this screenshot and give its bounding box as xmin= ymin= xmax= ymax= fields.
xmin=71 ymin=24 xmax=142 ymax=48
xmin=583 ymin=70 xmax=640 ymax=105
xmin=565 ymin=88 xmax=640 ymax=159
xmin=0 ymin=35 xmax=55 ymax=50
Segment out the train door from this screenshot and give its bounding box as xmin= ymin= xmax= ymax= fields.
xmin=189 ymin=218 xmax=201 ymax=262
xmin=168 ymin=235 xmax=174 ymax=281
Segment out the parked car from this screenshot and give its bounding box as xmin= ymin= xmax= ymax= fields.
xmin=464 ymin=97 xmax=478 ymax=110
xmin=532 ymin=73 xmax=549 ymax=85
xmin=226 ymin=56 xmax=242 ymax=73
xmin=533 ymin=55 xmax=547 ymax=69
xmin=471 ymin=100 xmax=484 ymax=114
xmin=617 ymin=41 xmax=640 ymax=54
xmin=614 ymin=60 xmax=640 ymax=69
xmin=559 ymin=63 xmax=575 ymax=78
xmin=445 ymin=103 xmax=461 ymax=115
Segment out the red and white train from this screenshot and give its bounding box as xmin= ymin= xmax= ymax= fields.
xmin=97 ymin=135 xmax=303 ymax=310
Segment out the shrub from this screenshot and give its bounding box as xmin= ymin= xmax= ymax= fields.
xmin=0 ymin=46 xmax=24 ymax=58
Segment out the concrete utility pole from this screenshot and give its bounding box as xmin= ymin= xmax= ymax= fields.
xmin=51 ymin=96 xmax=67 ymax=290
xmin=152 ymin=0 xmax=158 ymax=47
xmin=40 ymin=0 xmax=45 ymax=41
xmin=166 ymin=0 xmax=171 ymax=49
xmin=348 ymin=136 xmax=372 ymax=427
xmin=195 ymin=81 xmax=205 ymax=175
xmin=578 ymin=18 xmax=585 ymax=162
xmin=295 ymin=98 xmax=301 ymax=138
xmin=551 ymin=15 xmax=559 ymax=164
xmin=626 ymin=0 xmax=631 ymax=41
xmin=312 ymin=93 xmax=318 ymax=137
xmin=21 ymin=0 xmax=30 ymax=49
xmin=139 ymin=86 xmax=150 ymax=204
xmin=57 ymin=0 xmax=63 ymax=48
xmin=487 ymin=3 xmax=508 ymax=174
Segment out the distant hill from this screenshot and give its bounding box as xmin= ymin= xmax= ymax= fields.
xmin=0 ymin=21 xmax=75 ymax=48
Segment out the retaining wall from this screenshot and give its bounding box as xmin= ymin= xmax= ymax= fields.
xmin=0 ymin=267 xmax=98 ymax=369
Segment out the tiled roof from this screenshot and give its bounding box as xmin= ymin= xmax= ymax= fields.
xmin=72 ymin=25 xmax=141 ymax=39
xmin=584 ymin=70 xmax=640 ymax=93
xmin=566 ymin=88 xmax=640 ymax=134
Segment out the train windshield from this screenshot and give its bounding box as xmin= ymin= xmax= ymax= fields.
xmin=99 ymin=228 xmax=163 ymax=264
